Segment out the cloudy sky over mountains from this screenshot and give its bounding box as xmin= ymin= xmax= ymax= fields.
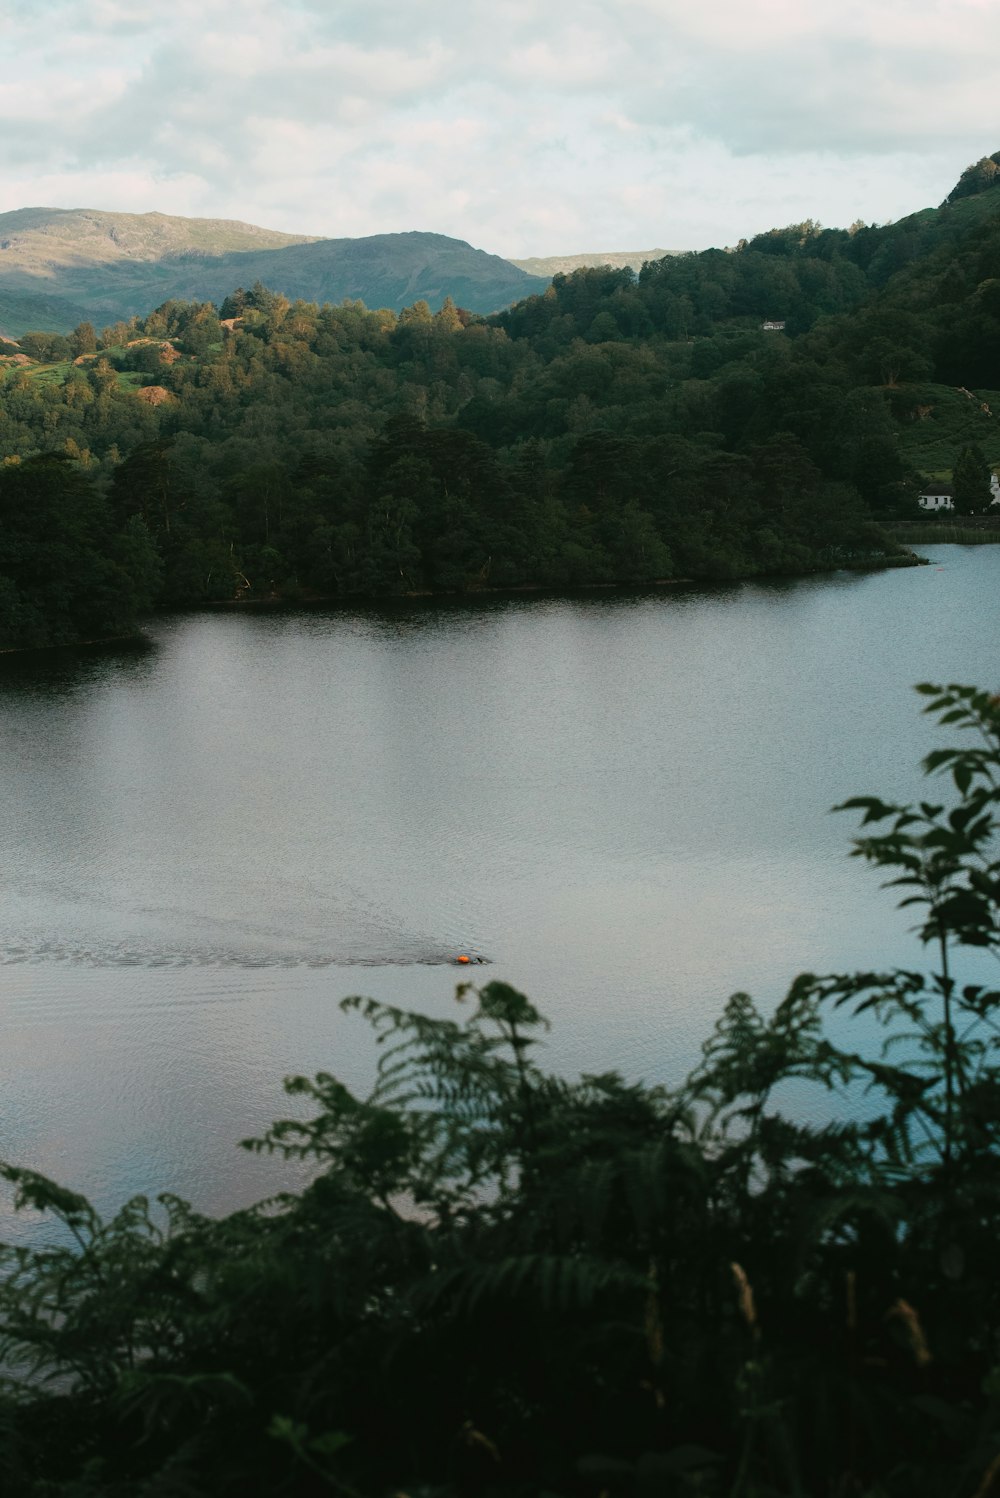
xmin=2 ymin=0 xmax=995 ymax=253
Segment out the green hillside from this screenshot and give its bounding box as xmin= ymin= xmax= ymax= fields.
xmin=889 ymin=383 xmax=1000 ymax=476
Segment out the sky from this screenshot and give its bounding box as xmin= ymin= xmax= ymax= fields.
xmin=1 ymin=0 xmax=997 ymax=257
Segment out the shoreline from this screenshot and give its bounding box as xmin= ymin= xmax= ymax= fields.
xmin=0 ymin=551 xmax=928 ymax=656
xmin=0 ymin=629 xmax=149 ymax=659
xmin=197 ymin=551 xmax=925 ymax=615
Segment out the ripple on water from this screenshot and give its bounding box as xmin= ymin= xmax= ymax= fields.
xmin=0 ymin=937 xmax=487 ymax=971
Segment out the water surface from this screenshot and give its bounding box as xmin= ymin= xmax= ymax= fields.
xmin=1 ymin=548 xmax=996 ymax=1233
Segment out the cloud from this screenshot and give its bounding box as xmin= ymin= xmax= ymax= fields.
xmin=0 ymin=0 xmax=995 ymax=252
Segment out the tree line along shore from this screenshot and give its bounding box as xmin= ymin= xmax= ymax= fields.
xmin=3 ymin=160 xmax=1000 ymax=646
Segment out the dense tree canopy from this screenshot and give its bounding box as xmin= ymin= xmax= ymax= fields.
xmin=5 ymin=162 xmax=1000 ymax=645
xmin=0 ymin=454 xmax=159 ymax=648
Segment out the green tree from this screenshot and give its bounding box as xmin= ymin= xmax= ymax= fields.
xmin=952 ymin=443 xmax=992 ymax=513
xmin=946 ymin=150 xmax=1000 ymax=202
xmin=434 ymin=295 xmax=463 ymax=332
xmin=111 ymin=439 xmax=180 ymax=535
xmin=860 ymin=334 xmax=932 ymax=386
xmin=400 ymin=299 xmax=433 ymax=325
xmin=100 ymin=320 xmax=131 ymax=350
xmin=245 ymin=281 xmax=289 ymax=323
xmin=69 ymin=322 xmax=98 ymax=358
xmin=219 ymin=287 xmax=249 ymax=319
xmin=122 ymin=342 xmax=167 ymax=375
xmin=17 ymin=330 xmax=71 ymax=363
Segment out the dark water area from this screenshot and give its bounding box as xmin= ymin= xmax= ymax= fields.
xmin=1 ymin=547 xmax=997 ymax=1239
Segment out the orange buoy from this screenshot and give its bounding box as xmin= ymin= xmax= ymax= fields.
xmin=456 ymin=954 xmax=471 ymax=965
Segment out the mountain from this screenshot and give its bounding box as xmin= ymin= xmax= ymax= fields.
xmin=509 ymin=249 xmax=677 ymax=276
xmin=0 ymin=205 xmax=317 ymax=267
xmin=0 ymin=208 xmax=550 ymax=335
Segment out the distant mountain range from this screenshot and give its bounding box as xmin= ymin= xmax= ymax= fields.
xmin=0 ymin=208 xmax=556 ymax=336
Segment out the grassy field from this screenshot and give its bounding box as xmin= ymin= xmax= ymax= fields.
xmin=2 ymin=354 xmax=145 ymax=391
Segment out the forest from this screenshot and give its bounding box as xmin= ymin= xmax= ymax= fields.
xmin=2 ymin=157 xmax=1000 ymax=646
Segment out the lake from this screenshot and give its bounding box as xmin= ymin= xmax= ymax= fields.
xmin=1 ymin=546 xmax=997 ymax=1238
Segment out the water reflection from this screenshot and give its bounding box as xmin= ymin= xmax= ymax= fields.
xmin=0 ymin=634 xmax=157 ymax=697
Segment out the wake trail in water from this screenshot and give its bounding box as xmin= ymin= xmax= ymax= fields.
xmin=0 ymin=936 xmax=485 ymax=970
xmin=0 ymin=872 xmax=488 ymax=973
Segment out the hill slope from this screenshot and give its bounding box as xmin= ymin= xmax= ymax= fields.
xmin=0 ymin=206 xmax=317 ymax=269
xmin=510 ymin=249 xmax=676 ymax=275
xmin=0 ymin=209 xmax=549 ymax=334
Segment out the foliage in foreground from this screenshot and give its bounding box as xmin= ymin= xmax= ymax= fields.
xmin=2 ymin=683 xmax=1000 ymax=1496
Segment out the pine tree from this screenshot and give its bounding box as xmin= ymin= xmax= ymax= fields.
xmin=952 ymin=443 xmax=992 ymax=513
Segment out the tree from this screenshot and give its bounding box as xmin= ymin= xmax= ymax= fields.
xmin=946 ymin=151 xmax=1000 ymax=202
xmin=860 ymin=335 xmax=932 ymax=386
xmin=17 ymin=330 xmax=71 ymax=363
xmin=111 ymin=439 xmax=179 ymax=535
xmin=219 ymin=287 xmax=249 ymax=319
xmin=244 ymin=281 xmax=289 ymax=323
xmin=69 ymin=322 xmax=98 ymax=358
xmin=952 ymin=443 xmax=992 ymax=514
xmin=87 ymin=355 xmax=119 ymax=395
xmin=100 ymin=321 xmax=131 ymax=350
xmin=122 ymin=342 xmax=168 ymax=375
xmin=434 ymin=295 xmax=463 ymax=333
xmin=400 ymin=299 xmax=432 ymax=325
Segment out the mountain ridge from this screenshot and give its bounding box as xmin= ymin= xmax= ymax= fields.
xmin=510 ymin=249 xmax=677 ymax=276
xmin=0 ymin=206 xmax=318 ymax=265
xmin=0 ymin=208 xmax=551 ymax=334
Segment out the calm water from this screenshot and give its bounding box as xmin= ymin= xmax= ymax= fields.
xmin=1 ymin=547 xmax=997 ymax=1237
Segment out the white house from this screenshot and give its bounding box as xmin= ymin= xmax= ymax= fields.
xmin=919 ymin=482 xmax=954 ymax=510
xmin=761 ymin=320 xmax=786 ymax=331
xmin=919 ymin=472 xmax=1000 ymax=510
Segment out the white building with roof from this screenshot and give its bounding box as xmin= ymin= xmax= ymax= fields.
xmin=919 ymin=472 xmax=1000 ymax=510
xmin=918 ymin=482 xmax=954 ymax=510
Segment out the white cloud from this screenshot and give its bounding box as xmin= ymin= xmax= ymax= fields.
xmin=0 ymin=0 xmax=995 ymax=253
